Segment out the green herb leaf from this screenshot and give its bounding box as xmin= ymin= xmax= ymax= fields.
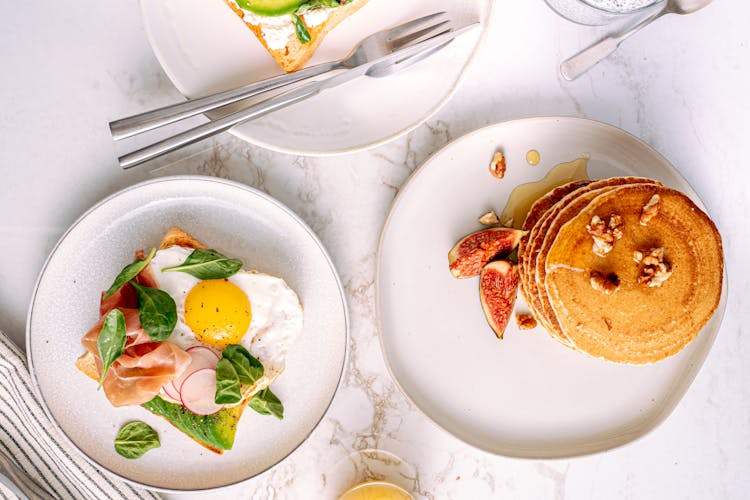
xmin=97 ymin=308 xmax=127 ymax=389
xmin=222 ymin=344 xmax=264 ymax=385
xmin=293 ymin=14 xmax=311 ymax=44
xmin=248 ymin=388 xmax=284 ymax=420
xmin=114 ymin=421 xmax=160 ymax=459
xmin=103 ymin=248 xmax=156 ymax=299
xmin=296 ymin=0 xmax=340 ymax=14
xmin=131 ymin=282 xmax=177 ymax=342
xmin=161 ymin=249 xmax=243 ymax=280
xmin=215 ymin=358 xmax=242 ymax=405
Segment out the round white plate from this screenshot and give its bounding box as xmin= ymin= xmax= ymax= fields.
xmin=26 ymin=176 xmax=348 ymax=492
xmin=140 ymin=0 xmax=492 ymax=155
xmin=377 ymin=117 xmax=727 ymax=458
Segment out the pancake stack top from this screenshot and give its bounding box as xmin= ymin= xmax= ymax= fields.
xmin=518 ymin=177 xmax=723 ymax=364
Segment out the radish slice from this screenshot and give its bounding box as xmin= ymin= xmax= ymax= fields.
xmin=170 ymin=347 xmax=219 ymax=396
xmin=180 ymin=368 xmax=223 ymax=415
xmin=161 ymin=382 xmax=180 ymax=402
xmin=186 ymin=345 xmax=220 ymax=360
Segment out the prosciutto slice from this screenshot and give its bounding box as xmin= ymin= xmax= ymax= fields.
xmin=82 ymin=250 xmax=190 ymax=407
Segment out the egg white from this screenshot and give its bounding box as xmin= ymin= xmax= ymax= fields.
xmin=149 ymin=246 xmax=303 ymax=380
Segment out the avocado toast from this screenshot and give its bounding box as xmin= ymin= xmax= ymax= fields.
xmin=224 ymin=0 xmax=368 ymax=72
xmin=76 ymin=227 xmax=301 ymax=454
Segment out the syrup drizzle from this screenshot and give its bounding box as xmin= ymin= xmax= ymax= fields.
xmin=500 ymin=156 xmax=590 ymax=229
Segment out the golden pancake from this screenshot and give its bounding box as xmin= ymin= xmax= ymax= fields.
xmin=518 ymin=180 xmax=591 ymax=327
xmin=527 ymin=178 xmax=659 ymax=344
xmin=544 ymin=184 xmax=723 ymax=364
xmin=522 ymin=180 xmax=593 ymax=232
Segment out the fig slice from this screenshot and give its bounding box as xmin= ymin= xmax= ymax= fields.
xmin=448 ymin=228 xmax=524 ymax=278
xmin=479 ymin=260 xmax=519 ymax=340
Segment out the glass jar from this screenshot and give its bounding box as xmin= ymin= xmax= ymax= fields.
xmin=544 ymin=0 xmax=664 ymax=25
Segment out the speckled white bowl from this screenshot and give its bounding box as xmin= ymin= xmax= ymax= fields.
xmin=26 ymin=176 xmax=348 ymax=492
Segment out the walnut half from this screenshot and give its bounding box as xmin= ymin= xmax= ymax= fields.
xmin=489 ymin=151 xmax=506 ymax=179
xmin=515 ymin=313 xmax=538 ymax=330
xmin=640 ymin=194 xmax=660 ymax=226
xmin=478 ymin=210 xmax=500 ymax=226
xmin=586 ymin=214 xmax=624 ymax=257
xmin=590 ymin=270 xmax=620 ymax=295
xmin=635 ymin=247 xmax=672 ymax=287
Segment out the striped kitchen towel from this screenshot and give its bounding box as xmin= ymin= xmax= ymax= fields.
xmin=0 ymin=332 xmax=160 ymax=500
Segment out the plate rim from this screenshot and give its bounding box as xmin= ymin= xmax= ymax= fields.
xmin=25 ymin=175 xmax=350 ymax=493
xmin=138 ymin=0 xmax=495 ymax=156
xmin=375 ymin=116 xmax=728 ymax=460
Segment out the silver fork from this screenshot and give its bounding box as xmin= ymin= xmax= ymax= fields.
xmin=110 ymin=12 xmax=449 ymax=140
xmin=118 ymin=21 xmax=478 ymax=169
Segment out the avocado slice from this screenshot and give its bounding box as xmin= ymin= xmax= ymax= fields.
xmin=143 ymin=396 xmax=244 ymax=452
xmin=235 ymin=0 xmax=307 ymax=16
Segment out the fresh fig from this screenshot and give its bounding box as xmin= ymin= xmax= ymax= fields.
xmin=479 ymin=260 xmax=519 ymax=340
xmin=448 ymin=228 xmax=524 ymax=278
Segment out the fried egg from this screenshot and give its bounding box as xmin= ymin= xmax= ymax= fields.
xmin=148 ymin=246 xmax=303 ymax=380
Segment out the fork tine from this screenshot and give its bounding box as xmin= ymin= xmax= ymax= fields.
xmin=389 ymin=20 xmax=451 ymax=48
xmin=368 ymin=40 xmax=454 ymax=78
xmin=384 ymin=11 xmax=447 ymax=40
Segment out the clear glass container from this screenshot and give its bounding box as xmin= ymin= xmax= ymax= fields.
xmin=544 ymin=0 xmax=664 ymax=25
xmin=322 ymin=449 xmax=417 ymax=500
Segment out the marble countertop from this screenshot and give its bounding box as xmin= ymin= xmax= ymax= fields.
xmin=1 ymin=0 xmax=748 ymax=498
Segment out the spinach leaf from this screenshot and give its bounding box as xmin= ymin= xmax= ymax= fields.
xmin=296 ymin=0 xmax=340 ymax=14
xmin=293 ymin=14 xmax=311 ymax=44
xmin=114 ymin=421 xmax=160 ymax=459
xmin=97 ymin=308 xmax=127 ymax=389
xmin=222 ymin=344 xmax=264 ymax=385
xmin=103 ymin=247 xmax=156 ymax=299
xmin=161 ymin=249 xmax=243 ymax=279
xmin=215 ymin=358 xmax=242 ymax=405
xmin=131 ymin=282 xmax=177 ymax=342
xmin=248 ymin=388 xmax=284 ymax=420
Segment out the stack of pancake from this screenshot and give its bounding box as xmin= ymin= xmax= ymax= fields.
xmin=518 ymin=177 xmax=723 ymax=364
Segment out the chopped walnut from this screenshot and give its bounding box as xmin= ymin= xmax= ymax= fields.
xmin=586 ymin=214 xmax=624 ymax=257
xmin=637 ymin=247 xmax=672 ymax=287
xmin=478 ymin=210 xmax=500 ymax=226
xmin=589 ymin=270 xmax=620 ymax=295
xmin=640 ymin=194 xmax=661 ymax=226
xmin=515 ymin=313 xmax=537 ymax=330
xmin=489 ymin=151 xmax=506 ymax=179
xmin=633 ymin=250 xmax=644 ymax=263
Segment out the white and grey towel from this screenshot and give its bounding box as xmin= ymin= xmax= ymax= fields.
xmin=0 ymin=332 xmax=159 ymax=500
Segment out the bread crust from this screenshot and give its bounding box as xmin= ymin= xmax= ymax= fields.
xmin=225 ymin=0 xmax=368 ymax=72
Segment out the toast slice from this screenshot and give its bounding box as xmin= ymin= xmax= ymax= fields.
xmin=225 ymin=0 xmax=368 ymax=72
xmin=76 ymin=226 xmax=272 ymax=454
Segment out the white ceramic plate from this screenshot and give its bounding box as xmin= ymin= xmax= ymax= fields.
xmin=26 ymin=176 xmax=348 ymax=492
xmin=377 ymin=117 xmax=727 ymax=458
xmin=140 ymin=0 xmax=492 ymax=155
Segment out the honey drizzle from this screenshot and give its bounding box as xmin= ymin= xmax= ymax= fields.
xmin=500 ymin=156 xmax=589 ymax=229
xmin=526 ymin=149 xmax=541 ymax=166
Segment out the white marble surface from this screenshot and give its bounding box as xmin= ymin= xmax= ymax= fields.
xmin=1 ymin=0 xmax=749 ymax=498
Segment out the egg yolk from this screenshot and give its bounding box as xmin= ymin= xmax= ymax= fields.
xmin=184 ymin=279 xmax=251 ymax=348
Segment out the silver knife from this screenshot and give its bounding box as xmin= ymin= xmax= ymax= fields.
xmin=119 ymin=22 xmax=479 ymax=169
